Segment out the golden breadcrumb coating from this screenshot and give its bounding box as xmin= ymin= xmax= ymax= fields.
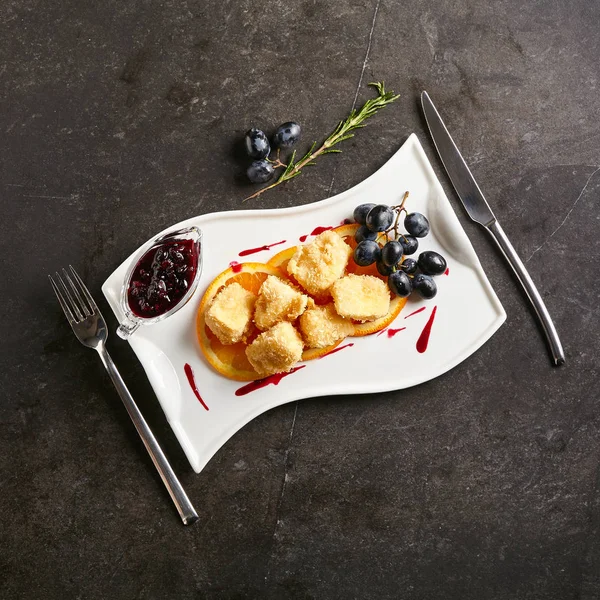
xmin=205 ymin=282 xmax=256 ymax=345
xmin=331 ymin=274 xmax=390 ymax=321
xmin=287 ymin=230 xmax=351 ymax=295
xmin=254 ymin=276 xmax=308 ymax=331
xmin=245 ymin=322 xmax=304 ymax=377
xmin=298 ymin=302 xmax=354 ymax=349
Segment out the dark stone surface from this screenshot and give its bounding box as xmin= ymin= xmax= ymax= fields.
xmin=1 ymin=0 xmax=599 ymax=598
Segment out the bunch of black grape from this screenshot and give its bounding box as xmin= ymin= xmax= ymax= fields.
xmin=353 ymin=199 xmax=447 ymax=299
xmin=244 ymin=123 xmax=301 ymax=183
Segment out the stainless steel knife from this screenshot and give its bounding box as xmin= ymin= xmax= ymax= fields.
xmin=421 ymin=91 xmax=565 ymax=366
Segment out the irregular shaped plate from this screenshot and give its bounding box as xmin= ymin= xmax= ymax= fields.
xmin=102 ymin=134 xmax=506 ymax=473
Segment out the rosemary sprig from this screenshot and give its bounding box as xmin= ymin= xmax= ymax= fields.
xmin=243 ymin=82 xmax=400 ymax=202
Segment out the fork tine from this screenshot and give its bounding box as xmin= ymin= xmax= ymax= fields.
xmin=69 ymin=265 xmax=100 ymax=314
xmin=62 ymin=268 xmax=91 ymax=317
xmin=49 ymin=274 xmax=76 ymax=324
xmin=55 ymin=271 xmax=84 ymax=321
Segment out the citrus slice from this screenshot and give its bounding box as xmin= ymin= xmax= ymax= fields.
xmin=332 ymin=223 xmax=389 ymax=281
xmin=197 ymin=262 xmax=284 ymax=381
xmin=332 ymin=224 xmax=408 ymax=335
xmin=267 ymin=246 xmax=297 ymax=272
xmin=332 ymin=223 xmax=360 ymax=238
xmin=267 ymin=245 xmax=331 ymax=304
xmin=301 ymin=339 xmax=342 ymax=361
xmin=350 ymin=296 xmax=407 ymax=336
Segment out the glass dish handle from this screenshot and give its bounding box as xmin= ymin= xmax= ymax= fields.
xmin=117 ymin=317 xmax=141 ymax=339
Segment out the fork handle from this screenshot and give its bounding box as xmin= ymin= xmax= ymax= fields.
xmin=97 ymin=345 xmax=199 ymax=525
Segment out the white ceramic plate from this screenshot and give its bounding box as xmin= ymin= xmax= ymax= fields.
xmin=102 ymin=134 xmax=506 ymax=474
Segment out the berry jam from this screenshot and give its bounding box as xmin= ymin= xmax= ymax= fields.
xmin=127 ymin=238 xmax=198 ymax=318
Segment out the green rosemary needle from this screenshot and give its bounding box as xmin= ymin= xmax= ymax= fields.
xmin=243 ymin=82 xmax=400 ymax=202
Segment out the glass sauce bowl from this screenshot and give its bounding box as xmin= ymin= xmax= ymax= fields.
xmin=117 ymin=226 xmax=202 ymax=339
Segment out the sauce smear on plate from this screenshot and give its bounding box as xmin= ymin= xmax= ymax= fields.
xmin=321 ymin=342 xmax=354 ymax=358
xmin=235 ymin=365 xmax=305 ymax=396
xmin=184 ymin=363 xmax=209 ymax=410
xmin=416 ymin=306 xmax=437 ymax=353
xmin=299 ymin=226 xmax=333 ymax=243
xmin=239 ymin=240 xmax=286 ymax=257
xmin=386 ymin=327 xmax=406 ymax=338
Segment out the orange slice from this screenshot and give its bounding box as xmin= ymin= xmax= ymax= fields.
xmin=197 ymin=262 xmax=283 ymax=381
xmin=301 ymin=339 xmax=342 ymax=361
xmin=267 ymin=246 xmax=297 ymax=272
xmin=199 ymin=262 xmax=283 ymax=308
xmin=267 ymin=245 xmax=331 ymax=304
xmin=350 ymin=296 xmax=407 ymax=336
xmin=332 ymin=223 xmax=360 ymax=238
xmin=332 ymin=224 xmax=408 ymax=335
xmin=332 ymin=224 xmax=389 ymax=281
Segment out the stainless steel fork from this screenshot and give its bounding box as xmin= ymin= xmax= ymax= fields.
xmin=49 ymin=266 xmax=198 ymax=525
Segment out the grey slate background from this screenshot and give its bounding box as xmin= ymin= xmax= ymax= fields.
xmin=1 ymin=0 xmax=600 ymax=598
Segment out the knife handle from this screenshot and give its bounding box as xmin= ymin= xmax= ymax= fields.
xmin=487 ymin=221 xmax=565 ymax=366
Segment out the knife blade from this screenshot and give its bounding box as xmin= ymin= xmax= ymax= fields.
xmin=421 ymin=91 xmax=565 ymax=366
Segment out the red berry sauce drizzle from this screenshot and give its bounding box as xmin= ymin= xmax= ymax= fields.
xmin=234 ymin=343 xmax=355 ymax=397
xmin=299 ymin=226 xmax=333 ymax=243
xmin=404 ymin=306 xmax=426 ymax=319
xmin=238 ymin=240 xmax=286 ymax=257
xmin=184 ymin=363 xmax=209 ymax=411
xmin=235 ymin=366 xmax=306 ymax=397
xmin=416 ymin=306 xmax=437 ymax=353
xmin=321 ymin=342 xmax=354 ymax=357
xmin=377 ymin=327 xmax=406 ymax=338
xmin=229 ymin=261 xmax=242 ymax=273
xmin=127 ymin=238 xmax=198 ymax=318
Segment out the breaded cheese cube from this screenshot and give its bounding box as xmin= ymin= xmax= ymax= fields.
xmin=331 ymin=274 xmax=390 ymax=321
xmin=254 ymin=276 xmax=308 ymax=331
xmin=205 ymin=282 xmax=256 ymax=345
xmin=298 ymin=303 xmax=354 ymax=349
xmin=245 ymin=322 xmax=304 ymax=377
xmin=287 ymin=230 xmax=351 ymax=295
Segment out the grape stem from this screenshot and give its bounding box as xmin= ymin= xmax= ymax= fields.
xmin=392 ymin=209 xmax=402 ymax=239
xmin=266 ymin=149 xmax=287 ymax=170
xmin=390 ymin=190 xmax=410 ymax=213
xmin=243 ymin=82 xmax=400 ymax=202
xmin=267 ymin=157 xmax=287 ymax=169
xmin=385 ymin=190 xmax=410 ymax=239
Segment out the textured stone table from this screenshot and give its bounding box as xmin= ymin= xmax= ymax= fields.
xmin=2 ymin=0 xmax=599 ymax=598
